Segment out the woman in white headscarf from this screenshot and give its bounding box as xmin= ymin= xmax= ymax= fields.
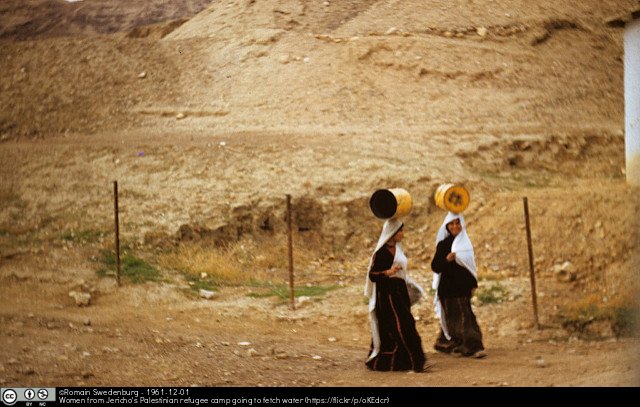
xmin=431 ymin=212 xmax=486 ymax=358
xmin=364 ymin=218 xmax=427 ymax=372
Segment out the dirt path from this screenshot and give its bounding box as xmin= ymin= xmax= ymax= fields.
xmin=1 ymin=127 xmax=639 ymax=387
xmin=1 ymin=245 xmax=638 ymax=388
xmin=1 ymin=0 xmax=639 ymax=390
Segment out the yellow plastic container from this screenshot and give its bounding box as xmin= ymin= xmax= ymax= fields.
xmin=434 ymin=184 xmax=470 ymax=214
xmin=369 ymin=188 xmax=413 ymax=219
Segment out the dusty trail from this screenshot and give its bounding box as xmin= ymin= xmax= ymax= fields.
xmin=1 ymin=0 xmax=639 ymax=389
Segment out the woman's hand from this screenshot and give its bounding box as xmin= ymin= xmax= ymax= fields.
xmin=446 ymin=252 xmax=456 ymax=262
xmin=385 ymin=264 xmax=403 ymax=277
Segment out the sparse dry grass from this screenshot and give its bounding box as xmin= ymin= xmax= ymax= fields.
xmin=477 ymin=265 xmax=506 ymax=281
xmin=158 ymin=243 xmax=247 ymax=285
xmin=476 ymin=281 xmax=509 ymax=304
xmin=98 ymin=249 xmax=162 ymax=284
xmin=558 ymin=291 xmax=639 ymax=338
xmin=157 ymin=236 xmax=319 ymax=286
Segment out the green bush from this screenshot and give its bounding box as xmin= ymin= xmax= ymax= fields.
xmin=558 ymin=296 xmax=637 ymax=338
xmin=183 ymin=273 xmax=217 ymax=292
xmin=476 ymin=283 xmax=509 ymax=304
xmin=247 ymin=283 xmax=339 ymax=300
xmin=98 ymin=249 xmax=161 ymax=284
xmin=62 ymin=229 xmax=106 ymax=243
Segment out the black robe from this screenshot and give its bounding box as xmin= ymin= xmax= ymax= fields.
xmin=431 ymin=234 xmax=484 ymax=356
xmin=366 ymin=246 xmax=426 ymax=372
xmin=431 ymin=234 xmax=477 ymax=298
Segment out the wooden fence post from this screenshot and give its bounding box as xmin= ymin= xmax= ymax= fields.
xmin=523 ymin=197 xmax=540 ymax=329
xmin=114 ymin=181 xmax=121 ymax=286
xmin=286 ymin=194 xmax=295 ymax=310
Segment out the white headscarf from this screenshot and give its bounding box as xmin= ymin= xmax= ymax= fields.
xmin=432 ymin=212 xmax=477 ymax=340
xmin=364 ymin=218 xmax=424 ymax=362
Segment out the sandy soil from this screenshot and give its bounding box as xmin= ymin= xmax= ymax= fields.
xmin=1 ymin=0 xmax=639 ymax=388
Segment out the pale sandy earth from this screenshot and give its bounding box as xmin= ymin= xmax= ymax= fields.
xmin=1 ymin=0 xmax=639 ymax=388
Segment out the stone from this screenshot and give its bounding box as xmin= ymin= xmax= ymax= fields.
xmin=199 ymin=289 xmax=216 ymax=300
xmin=553 ymin=262 xmax=577 ymax=282
xmin=296 ymin=296 xmax=312 ymax=308
xmin=589 ymin=320 xmax=614 ymax=338
xmin=385 ymin=27 xmax=398 ymax=35
xmin=278 ymin=54 xmax=290 ymax=64
xmin=69 ymin=291 xmax=91 ymax=307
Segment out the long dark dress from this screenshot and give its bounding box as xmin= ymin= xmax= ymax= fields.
xmin=431 ymin=234 xmax=484 ymax=356
xmin=366 ymin=246 xmax=426 ymax=372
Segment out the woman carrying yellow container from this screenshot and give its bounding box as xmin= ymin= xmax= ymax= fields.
xmin=431 ymin=185 xmax=486 ymax=358
xmin=364 ymin=189 xmax=430 ymax=372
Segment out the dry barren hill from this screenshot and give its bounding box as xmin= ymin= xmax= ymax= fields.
xmin=0 ymin=0 xmax=635 ymax=138
xmin=163 ymin=0 xmax=627 ymax=134
xmin=0 ymin=0 xmax=212 ymax=39
xmin=1 ymin=0 xmax=639 ymax=388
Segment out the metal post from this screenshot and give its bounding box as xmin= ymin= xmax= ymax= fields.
xmin=286 ymin=194 xmax=295 ymax=310
xmin=523 ymin=197 xmax=540 ymax=329
xmin=114 ymin=181 xmax=121 ymax=286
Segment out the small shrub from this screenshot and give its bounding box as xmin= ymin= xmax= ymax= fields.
xmin=62 ymin=229 xmax=106 ymax=243
xmin=558 ymin=294 xmax=637 ymax=338
xmin=157 ymin=238 xmax=318 ymax=286
xmin=611 ymin=306 xmax=636 ymax=336
xmin=183 ymin=273 xmax=218 ymax=292
xmin=477 ymin=266 xmax=503 ymax=281
xmin=157 ymin=243 xmax=248 ymax=285
xmin=476 ymin=283 xmax=509 ymax=304
xmin=98 ymin=249 xmax=161 ymax=284
xmin=247 ymin=283 xmax=339 ymax=300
